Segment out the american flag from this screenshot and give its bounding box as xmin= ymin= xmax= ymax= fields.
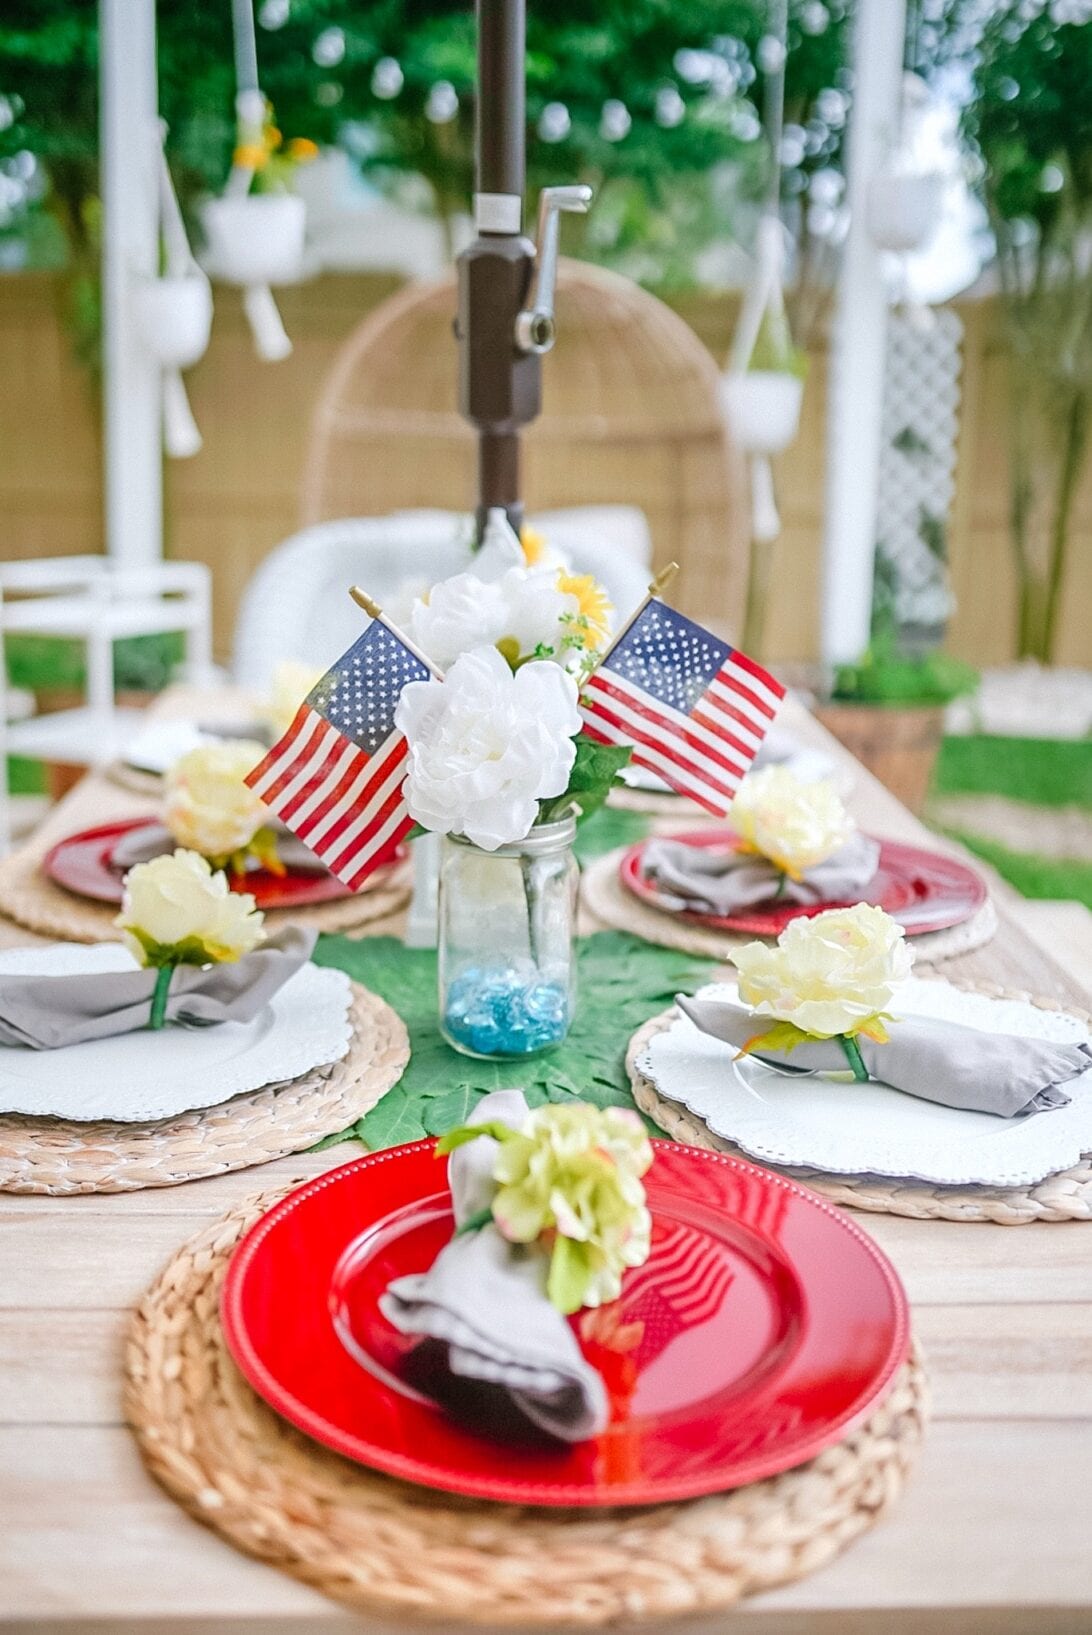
xmin=244 ymin=618 xmax=430 ymax=890
xmin=580 ymin=600 xmax=784 ymax=815
xmin=620 ymin=1220 xmax=735 ymax=1367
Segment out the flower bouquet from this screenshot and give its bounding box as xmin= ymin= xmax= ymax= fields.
xmin=394 ymin=534 xmax=630 ymax=1058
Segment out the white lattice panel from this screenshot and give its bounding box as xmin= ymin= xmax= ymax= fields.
xmin=875 ymin=307 xmax=963 ymax=638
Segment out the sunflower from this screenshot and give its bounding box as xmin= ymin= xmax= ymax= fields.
xmin=556 ymin=571 xmax=613 ymax=649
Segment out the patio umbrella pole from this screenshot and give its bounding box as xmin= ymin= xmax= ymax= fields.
xmin=458 ymin=0 xmax=591 ymax=542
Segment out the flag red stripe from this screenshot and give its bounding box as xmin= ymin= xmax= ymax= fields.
xmin=586 ymin=673 xmax=750 ymax=784
xmin=323 ymin=738 xmax=409 ymax=869
xmin=710 ymin=671 xmax=777 ymax=723
xmin=581 ymin=708 xmax=735 ymax=815
xmin=293 ymin=741 xmax=371 ymax=841
xmin=725 ymin=647 xmax=785 ymax=700
xmin=276 ymin=724 xmax=349 ymax=823
xmin=249 ymin=708 xmax=330 ymax=806
xmin=689 ymin=702 xmax=765 ymax=765
xmin=331 ymin=774 xmax=408 ymax=884
xmin=344 ymin=809 xmax=415 ymax=891
xmin=581 ymin=693 xmax=738 ymax=806
xmin=244 ymin=702 xmax=316 ymax=798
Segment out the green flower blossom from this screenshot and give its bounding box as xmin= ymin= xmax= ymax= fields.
xmin=439 ymin=1103 xmax=653 ymax=1315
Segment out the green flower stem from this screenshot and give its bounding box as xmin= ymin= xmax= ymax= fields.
xmin=454 ymin=1205 xmax=494 ymax=1237
xmin=838 ymin=1033 xmax=869 ymax=1082
xmin=148 ymin=964 xmax=175 ymax=1031
xmin=773 ymin=872 xmax=789 ymax=900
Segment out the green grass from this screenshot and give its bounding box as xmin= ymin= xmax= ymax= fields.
xmin=934 ymin=734 xmax=1092 ymax=809
xmin=942 ymin=828 xmax=1092 ymax=910
xmin=6 ymin=757 xmax=46 ymax=795
xmin=5 ymin=631 xmax=186 ymax=694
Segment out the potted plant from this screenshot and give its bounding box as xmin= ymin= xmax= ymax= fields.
xmin=814 ymin=629 xmax=978 ymax=816
xmin=201 ymin=103 xmax=314 ymax=287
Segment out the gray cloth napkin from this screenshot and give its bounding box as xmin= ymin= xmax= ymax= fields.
xmin=0 ymin=926 xmax=317 ymax=1050
xmin=110 ymin=822 xmax=326 ymax=876
xmin=642 ymin=832 xmax=881 ymax=915
xmin=678 ymin=993 xmax=1091 ymax=1118
xmin=380 ymin=1089 xmax=609 ymax=1443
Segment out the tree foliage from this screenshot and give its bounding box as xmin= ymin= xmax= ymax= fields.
xmin=0 ymin=0 xmax=855 ymax=288
xmin=960 ymin=4 xmax=1092 ymax=661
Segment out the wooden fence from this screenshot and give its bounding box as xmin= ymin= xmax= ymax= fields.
xmin=1 ymin=271 xmax=1088 ymax=668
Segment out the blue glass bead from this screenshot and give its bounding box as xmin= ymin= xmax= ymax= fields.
xmin=443 ymin=966 xmax=570 ymax=1056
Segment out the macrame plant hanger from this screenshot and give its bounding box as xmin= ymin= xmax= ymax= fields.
xmin=224 ymin=0 xmax=294 ymax=360
xmin=722 ymin=0 xmax=802 ymax=653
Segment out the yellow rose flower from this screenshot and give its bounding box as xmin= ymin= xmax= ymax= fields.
xmin=163 ymin=740 xmax=269 ymax=862
xmin=731 ymin=766 xmax=855 ymax=879
xmin=265 ymin=659 xmax=323 ymax=737
xmin=733 ymin=902 xmax=913 ymax=1041
xmin=115 ymin=849 xmax=265 ymax=970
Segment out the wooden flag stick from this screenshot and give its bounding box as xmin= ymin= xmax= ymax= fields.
xmin=348 ymin=584 xmax=444 ymax=679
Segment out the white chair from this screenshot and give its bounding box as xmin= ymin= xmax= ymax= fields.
xmin=232 ymin=506 xmax=653 ymax=690
xmin=0 ymin=558 xmax=214 ymax=853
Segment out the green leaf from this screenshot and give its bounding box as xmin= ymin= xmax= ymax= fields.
xmin=538 ymin=733 xmax=632 ymax=825
xmin=311 ymin=931 xmax=719 ymax=1151
xmin=348 ymin=1084 xmax=430 ymax=1151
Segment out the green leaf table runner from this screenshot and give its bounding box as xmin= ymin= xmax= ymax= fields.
xmin=312 ymin=931 xmax=718 ymax=1152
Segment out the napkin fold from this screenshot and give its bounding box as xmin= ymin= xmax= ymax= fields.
xmin=380 ymin=1089 xmax=609 ymax=1443
xmin=677 ymin=993 xmax=1091 ymax=1118
xmin=642 ymin=832 xmax=881 ymax=915
xmin=0 ymin=926 xmax=317 ymax=1050
xmin=110 ymin=822 xmax=326 ymax=876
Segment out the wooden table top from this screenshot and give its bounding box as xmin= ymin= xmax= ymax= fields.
xmin=2 ymin=689 xmax=1089 ymax=1634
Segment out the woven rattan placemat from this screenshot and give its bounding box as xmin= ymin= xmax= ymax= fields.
xmin=627 ymin=982 xmax=1092 ymax=1224
xmin=0 ymin=982 xmax=408 ymax=1194
xmin=582 ymin=846 xmax=998 ymax=967
xmin=125 ymin=1182 xmax=927 ymax=1627
xmin=0 ymin=837 xmax=410 ymax=943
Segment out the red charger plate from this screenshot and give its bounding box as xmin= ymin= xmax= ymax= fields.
xmin=42 ymin=817 xmax=402 ymax=911
xmin=221 ymin=1141 xmax=909 ymax=1507
xmin=621 ymin=827 xmax=987 ymax=937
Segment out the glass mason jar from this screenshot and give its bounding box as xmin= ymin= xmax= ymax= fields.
xmin=438 ymin=816 xmax=579 ymax=1059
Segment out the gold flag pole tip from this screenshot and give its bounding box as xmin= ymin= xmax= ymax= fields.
xmin=650 ymin=561 xmax=680 ymax=598
xmin=349 ymin=585 xmax=382 ymax=618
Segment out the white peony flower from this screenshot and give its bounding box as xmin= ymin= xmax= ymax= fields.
xmin=731 ymin=766 xmax=855 ymax=878
xmin=408 ymin=571 xmax=509 ymax=669
xmin=163 ymin=740 xmax=269 ymax=861
xmin=732 ymin=903 xmax=913 ymax=1039
xmin=395 ymin=644 xmax=581 ymax=849
xmin=409 ymin=565 xmax=578 ymax=670
xmin=115 ymin=849 xmax=266 ymax=968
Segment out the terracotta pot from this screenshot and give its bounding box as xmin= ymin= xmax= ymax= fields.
xmin=812 ymin=702 xmax=945 ymax=817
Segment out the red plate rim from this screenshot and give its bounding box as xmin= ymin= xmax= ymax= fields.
xmin=620 ymin=827 xmax=987 ymax=937
xmin=220 ymin=1140 xmax=911 ymax=1508
xmin=42 ymin=817 xmax=403 ymax=909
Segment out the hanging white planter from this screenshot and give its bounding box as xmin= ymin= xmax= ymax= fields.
xmin=866 ymin=170 xmax=945 ymax=255
xmin=719 ymin=370 xmax=804 ymax=457
xmin=134 ymin=272 xmax=213 ymax=460
xmin=134 ymin=273 xmax=213 ymax=369
xmin=202 ymin=193 xmax=306 ymax=286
